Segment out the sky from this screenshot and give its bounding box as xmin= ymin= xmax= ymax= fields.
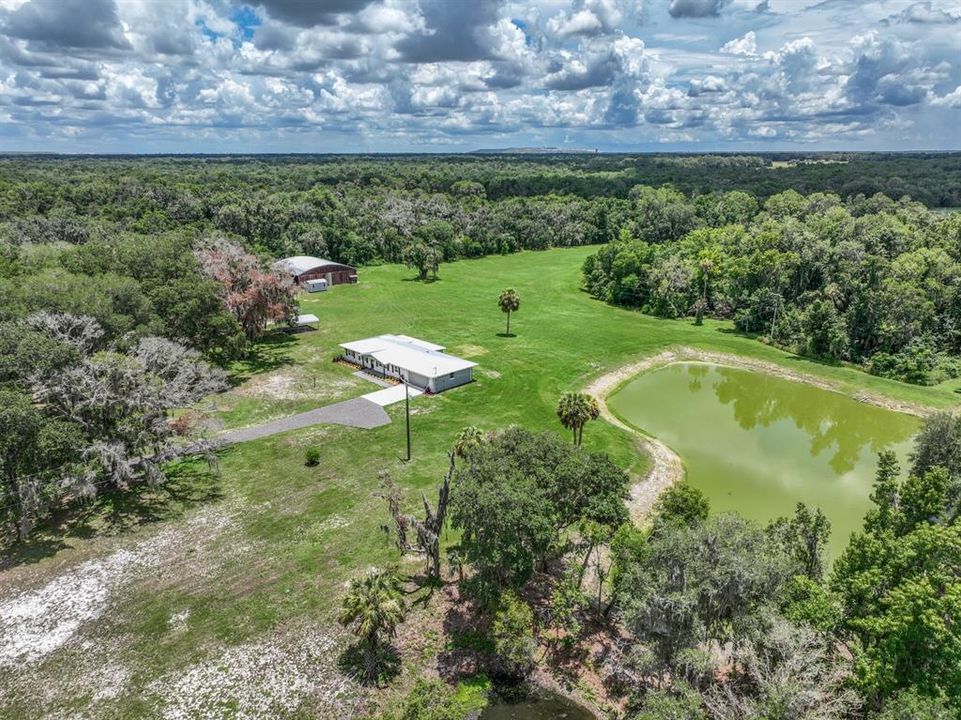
xmin=0 ymin=0 xmax=958 ymax=153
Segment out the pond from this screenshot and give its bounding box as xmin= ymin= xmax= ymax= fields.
xmin=608 ymin=362 xmax=918 ymax=557
xmin=478 ymin=687 xmax=596 ymax=719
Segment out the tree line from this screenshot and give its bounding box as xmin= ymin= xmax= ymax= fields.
xmin=583 ymin=187 xmax=961 ymax=384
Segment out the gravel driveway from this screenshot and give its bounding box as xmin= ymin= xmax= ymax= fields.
xmin=218 ymin=397 xmax=390 ymax=444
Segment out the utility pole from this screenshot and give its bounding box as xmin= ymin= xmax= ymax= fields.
xmin=404 ymin=379 xmax=411 ymax=462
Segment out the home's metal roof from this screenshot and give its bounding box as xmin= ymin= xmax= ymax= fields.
xmin=272 ymin=256 xmax=349 ymax=276
xmin=340 ymin=334 xmax=476 ymax=378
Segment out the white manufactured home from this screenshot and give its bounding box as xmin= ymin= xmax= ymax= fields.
xmin=339 ymin=334 xmax=476 ymax=393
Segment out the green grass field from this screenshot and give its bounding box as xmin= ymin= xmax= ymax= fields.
xmin=4 ymin=246 xmax=960 ymax=719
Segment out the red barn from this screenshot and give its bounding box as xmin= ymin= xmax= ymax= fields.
xmin=272 ymin=256 xmax=357 ymax=286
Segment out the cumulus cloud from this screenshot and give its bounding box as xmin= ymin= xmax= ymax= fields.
xmin=844 ymin=31 xmax=917 ymax=106
xmin=548 ymin=0 xmax=622 ymax=38
xmin=688 ymin=75 xmax=726 ymax=95
xmin=394 ymin=0 xmax=505 ymax=63
xmin=888 ymin=1 xmax=961 ymax=25
xmin=721 ymin=30 xmax=756 ymax=56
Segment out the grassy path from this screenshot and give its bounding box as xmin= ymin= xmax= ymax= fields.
xmin=3 ymin=246 xmax=959 ymax=719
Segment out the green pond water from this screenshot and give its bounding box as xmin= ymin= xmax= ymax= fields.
xmin=608 ymin=362 xmax=919 ymax=557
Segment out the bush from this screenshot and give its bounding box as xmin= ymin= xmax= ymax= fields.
xmin=868 ymin=340 xmax=939 ymax=385
xmin=491 ymin=591 xmax=536 ymax=680
xmin=873 ymin=690 xmax=955 ymax=720
xmin=304 ymin=447 xmax=321 ymax=466
xmin=382 ymin=677 xmax=489 ymax=720
xmin=653 ymin=482 xmax=710 ymax=528
xmin=631 ymin=682 xmax=707 ymax=720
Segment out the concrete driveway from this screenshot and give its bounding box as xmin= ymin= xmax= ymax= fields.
xmin=361 ymin=384 xmax=423 ymax=407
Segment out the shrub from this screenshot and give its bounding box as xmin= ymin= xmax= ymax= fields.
xmin=490 ymin=591 xmax=536 ymax=680
xmin=304 ymin=446 xmax=321 ymax=466
xmin=382 ymin=677 xmax=489 ymax=720
xmin=653 ymin=481 xmax=710 ymax=528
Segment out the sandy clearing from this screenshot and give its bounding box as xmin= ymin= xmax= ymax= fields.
xmin=584 ymin=346 xmax=930 ymax=521
xmin=147 ymin=625 xmax=358 ymax=720
xmin=0 ymin=507 xmax=234 ymax=671
xmin=234 ymin=367 xmax=360 ymax=402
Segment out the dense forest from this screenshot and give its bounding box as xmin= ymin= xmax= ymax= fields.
xmin=583 ymin=187 xmax=961 ymax=384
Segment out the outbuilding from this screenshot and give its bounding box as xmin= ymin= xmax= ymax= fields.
xmin=273 ymin=255 xmax=357 ymax=286
xmin=339 ymin=334 xmax=476 ymax=394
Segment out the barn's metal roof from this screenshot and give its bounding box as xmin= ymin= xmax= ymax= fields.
xmin=340 ymin=334 xmax=476 ymax=378
xmin=272 ymin=256 xmax=350 ymax=276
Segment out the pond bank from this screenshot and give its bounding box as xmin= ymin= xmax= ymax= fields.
xmin=585 ymin=346 xmax=932 ymax=522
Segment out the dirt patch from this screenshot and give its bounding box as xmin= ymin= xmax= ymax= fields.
xmin=480 ymin=368 xmax=501 ymax=379
xmin=234 ymin=367 xmax=360 ymax=402
xmin=453 ymin=344 xmax=489 ymax=358
xmin=584 ymin=346 xmax=929 ymax=521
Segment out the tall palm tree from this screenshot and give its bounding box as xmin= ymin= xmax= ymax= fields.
xmin=498 ymin=288 xmax=520 ymax=336
xmin=338 ymin=569 xmax=405 ymax=678
xmin=556 ymin=392 xmax=600 ymax=446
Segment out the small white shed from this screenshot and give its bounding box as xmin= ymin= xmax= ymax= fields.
xmin=294 ymin=314 xmax=319 ymax=329
xmin=305 ymin=278 xmax=328 ymax=293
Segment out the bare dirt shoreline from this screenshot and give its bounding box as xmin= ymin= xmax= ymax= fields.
xmin=584 ymin=346 xmax=932 ymax=522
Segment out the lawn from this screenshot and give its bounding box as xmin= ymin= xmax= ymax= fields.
xmin=3 ymin=246 xmax=959 ymax=719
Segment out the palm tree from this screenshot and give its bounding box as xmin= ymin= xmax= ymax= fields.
xmin=338 ymin=569 xmax=405 ymax=678
xmin=556 ymin=392 xmax=600 ymax=446
xmin=498 ymin=288 xmax=520 ymax=336
xmin=453 ymin=425 xmax=484 ymax=460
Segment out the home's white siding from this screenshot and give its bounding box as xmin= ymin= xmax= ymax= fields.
xmin=408 ymin=371 xmax=430 ymax=389
xmin=430 ymin=368 xmax=473 ymax=393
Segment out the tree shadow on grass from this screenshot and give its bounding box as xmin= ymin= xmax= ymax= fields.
xmin=495 ymin=332 xmax=517 ymax=338
xmin=0 ymin=460 xmax=223 ymax=570
xmin=228 ymin=332 xmax=298 ymax=386
xmin=337 ymin=642 xmax=402 ymax=687
xmin=405 ymin=571 xmax=441 ymax=609
xmin=437 ymin=586 xmax=493 ymax=682
xmin=401 ymin=275 xmax=441 ymax=283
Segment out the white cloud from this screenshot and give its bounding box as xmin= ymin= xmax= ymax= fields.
xmin=931 ymin=85 xmax=961 ymax=108
xmin=549 ymin=9 xmax=604 ymax=37
xmin=721 ymin=30 xmax=756 ymax=56
xmin=0 ymin=0 xmax=955 ymax=151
